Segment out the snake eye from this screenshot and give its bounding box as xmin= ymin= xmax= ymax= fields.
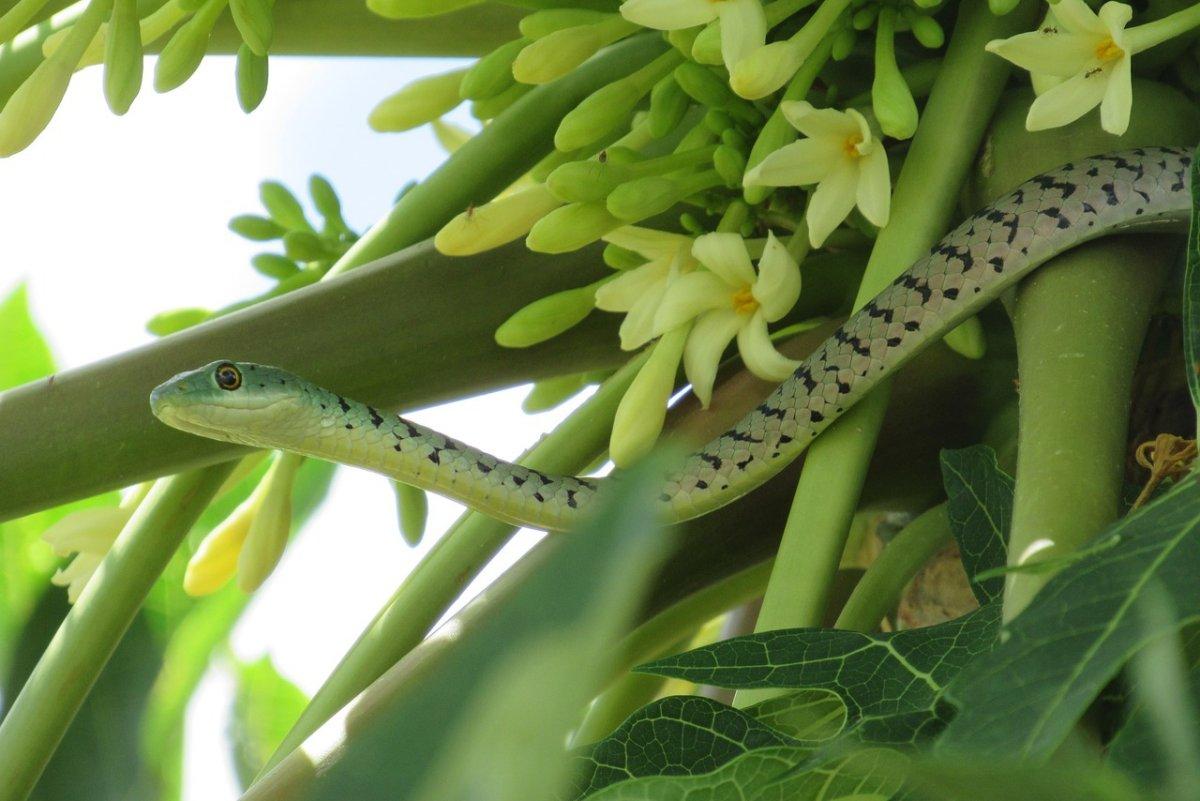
xmin=215 ymin=363 xmax=242 ymax=391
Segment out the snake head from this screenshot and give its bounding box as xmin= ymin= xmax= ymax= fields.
xmin=150 ymin=360 xmax=307 ymax=446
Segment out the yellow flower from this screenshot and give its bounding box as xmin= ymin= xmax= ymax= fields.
xmin=594 ymin=226 xmax=697 ymax=350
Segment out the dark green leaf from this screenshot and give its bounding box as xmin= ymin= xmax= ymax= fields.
xmin=230 ymin=657 xmax=309 ymax=788
xmin=938 ymin=478 xmax=1200 ymax=759
xmin=939 ymin=445 xmax=1012 ymax=604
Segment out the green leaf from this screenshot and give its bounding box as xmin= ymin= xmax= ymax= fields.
xmin=899 ymin=757 xmax=1143 ymax=801
xmin=938 ymin=478 xmax=1200 ymax=759
xmin=0 ymin=282 xmax=54 ymax=391
xmin=571 ymin=696 xmax=799 ymax=799
xmin=939 ymin=446 xmax=1012 ymax=604
xmin=230 ymin=657 xmax=309 ymax=789
xmin=298 ymin=453 xmax=676 ymax=801
xmin=745 ymin=689 xmax=849 ymax=741
xmin=1183 ymin=144 xmax=1200 ymax=421
xmin=640 ymin=604 xmax=999 ymax=742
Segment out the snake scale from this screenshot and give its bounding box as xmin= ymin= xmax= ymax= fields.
xmin=151 ymin=147 xmax=1194 ymax=531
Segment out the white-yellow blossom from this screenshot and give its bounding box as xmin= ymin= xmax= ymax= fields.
xmin=985 ymin=0 xmax=1133 ymax=135
xmin=42 ymin=483 xmax=152 ymax=603
xmin=594 ymin=226 xmax=696 ymax=350
xmin=744 ymin=102 xmax=890 ymax=248
xmin=619 ymin=0 xmax=766 ymax=72
xmin=651 ymin=231 xmax=801 ymax=407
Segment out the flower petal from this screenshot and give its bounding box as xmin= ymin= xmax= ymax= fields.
xmin=653 ymin=270 xmax=732 ymax=333
xmin=751 ymin=232 xmax=801 ymax=321
xmin=718 ymin=0 xmax=767 ymax=72
xmin=855 ymin=147 xmax=891 ymax=228
xmin=1051 ymin=0 xmax=1105 ymax=36
xmin=602 ymin=225 xmax=692 ymax=259
xmin=743 ymin=137 xmax=841 ymax=187
xmin=692 ymin=232 xmax=756 ymax=286
xmin=805 ymin=160 xmax=859 ymax=248
xmin=736 ymin=310 xmax=800 ymax=380
xmin=1098 ymin=1 xmax=1132 ymax=37
xmin=618 ymin=280 xmax=670 ymax=350
xmin=1099 ymin=55 xmax=1131 ymax=135
xmin=619 ymin=0 xmax=719 ymax=29
xmin=609 ymin=326 xmax=688 ymax=467
xmin=683 ymin=308 xmax=743 ymax=407
xmin=1025 ymin=68 xmax=1107 ymax=131
xmin=594 ymin=259 xmax=670 ymax=312
xmin=780 ymin=101 xmax=859 ymax=139
xmin=984 ymin=30 xmax=1094 ymax=77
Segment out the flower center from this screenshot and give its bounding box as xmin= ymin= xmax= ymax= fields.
xmin=731 ymin=286 xmax=759 ymax=315
xmin=843 ymin=133 xmax=864 ymax=158
xmin=1094 ymin=37 xmax=1123 ymax=61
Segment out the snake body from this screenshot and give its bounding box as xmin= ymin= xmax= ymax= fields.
xmin=151 ymin=147 xmax=1194 ymax=531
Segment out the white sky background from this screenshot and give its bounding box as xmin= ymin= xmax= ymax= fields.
xmin=0 ymin=54 xmax=590 ymax=799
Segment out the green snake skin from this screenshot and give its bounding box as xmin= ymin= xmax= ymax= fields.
xmin=151 ymin=147 xmax=1193 ymax=532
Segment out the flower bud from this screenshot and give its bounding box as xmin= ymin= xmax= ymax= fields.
xmin=690 ymin=21 xmax=723 ymax=65
xmin=259 ymin=180 xmax=312 ymax=231
xmin=147 ymin=307 xmax=212 ymax=336
xmin=943 ymin=315 xmax=986 ymax=360
xmin=523 ymin=372 xmax=592 ymax=413
xmin=546 ymin=159 xmax=631 ymax=203
xmin=852 ymin=6 xmax=878 ymax=30
xmin=609 ymin=327 xmax=686 ymax=467
xmin=185 ymin=489 xmax=262 ymax=596
xmin=666 ymin=26 xmax=701 ymax=56
xmin=392 ymin=481 xmax=428 ymax=547
xmin=518 ymin=8 xmax=610 ymax=38
xmin=236 ymin=43 xmax=269 ymax=113
xmin=603 ymin=243 xmax=645 ymax=269
xmin=230 ymin=213 xmax=284 ymax=240
xmin=460 ymin=38 xmax=523 ymax=100
xmin=713 ymin=144 xmax=746 ymax=187
xmin=730 ymin=39 xmax=804 ymax=100
xmin=230 ymin=0 xmax=273 ymax=56
xmin=283 ymin=230 xmax=327 ymax=261
xmin=431 ymin=118 xmax=471 ymax=153
xmin=526 ymin=202 xmax=621 ymax=253
xmin=872 ymin=8 xmax=917 ymax=140
xmin=987 ymin=0 xmax=1022 ymax=15
xmin=513 ymin=26 xmax=603 ymax=85
xmin=104 ymin=0 xmax=143 ymax=115
xmin=703 ymin=108 xmax=733 ymax=134
xmin=907 ymin=12 xmax=944 ymax=49
xmin=435 ymin=183 xmax=561 ymax=256
xmin=673 ymin=61 xmax=736 ymax=109
xmin=470 ymin=81 xmax=531 ymax=121
xmin=648 ymin=75 xmax=690 ymax=138
xmin=831 ymin=26 xmax=856 ymax=61
xmin=555 ymin=77 xmax=643 ymax=152
xmin=237 ymin=453 xmax=301 ymax=592
xmin=367 ymin=0 xmax=480 ymax=19
xmin=368 ymin=67 xmax=468 ymax=132
xmin=308 ymin=174 xmax=344 ymax=225
xmin=607 ymin=175 xmax=681 ymax=221
xmin=155 ymin=0 xmax=227 ymax=93
xmin=494 ymin=282 xmax=599 ymax=347
xmin=251 ymin=253 xmax=300 ymax=279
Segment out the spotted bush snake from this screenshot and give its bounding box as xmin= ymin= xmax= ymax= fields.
xmin=151 ymin=147 xmax=1193 ymax=531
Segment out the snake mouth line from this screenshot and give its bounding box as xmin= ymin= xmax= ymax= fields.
xmin=152 ymin=397 xmax=294 ymax=444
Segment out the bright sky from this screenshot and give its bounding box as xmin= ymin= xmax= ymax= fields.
xmin=0 ymin=54 xmax=589 ymax=799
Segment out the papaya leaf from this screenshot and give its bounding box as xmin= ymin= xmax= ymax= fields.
xmin=938 ymin=477 xmax=1200 ymax=760
xmin=745 ymin=689 xmax=848 ymax=741
xmin=230 ymin=657 xmax=309 ymax=789
xmin=939 ymin=445 xmax=1012 ymax=604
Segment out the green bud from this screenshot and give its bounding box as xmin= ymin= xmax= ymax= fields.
xmin=713 ymin=144 xmax=746 ymax=187
xmin=366 ymin=0 xmax=481 ymax=19
xmin=666 ymin=26 xmax=701 ymax=57
xmin=703 ymin=108 xmax=734 ymax=134
xmin=852 ymin=6 xmax=878 ymax=31
xmin=831 ymin=26 xmax=857 ymax=61
xmin=606 ymin=175 xmax=681 ymax=221
xmin=238 ymin=452 xmax=301 ymax=592
xmin=308 ymin=174 xmax=344 ymax=226
xmin=282 ymin=230 xmax=327 ymax=261
xmin=392 ymin=482 xmax=427 ymax=547
xmin=872 ymin=9 xmax=918 ymax=140
xmin=943 ymin=315 xmax=986 ymax=360
xmin=259 ymin=181 xmax=311 ymax=231
xmin=721 ymin=129 xmax=748 ymax=149
xmin=546 ymin=159 xmax=631 ymax=203
xmin=679 ymin=212 xmax=705 ymax=236
xmin=673 ymin=61 xmax=736 ymax=109
xmin=146 ymin=307 xmax=212 ymax=336
xmin=513 ymin=25 xmax=607 ymax=85
xmin=610 ymin=327 xmax=686 ymax=467
xmin=603 ymin=243 xmax=645 ymax=270
xmin=251 ymin=253 xmax=300 ymax=279
xmin=987 ymin=0 xmax=1022 ymax=15
xmin=494 ymin=282 xmax=598 ymax=347
xmin=368 ymin=67 xmax=468 ymax=132
xmin=519 ymin=9 xmax=611 ymax=38
xmin=431 ymin=118 xmax=471 ymax=153
xmin=648 ymin=76 xmax=690 ymax=139
xmin=526 ymin=202 xmax=621 ymax=253
xmin=229 ymin=214 xmax=285 ymax=240
xmin=460 ymin=38 xmax=523 ymax=100
xmin=555 ymin=77 xmax=642 ymax=152
xmin=155 ymin=0 xmax=228 ymax=93
xmin=690 ymin=22 xmax=723 ymax=65
xmin=907 ymin=13 xmax=944 ymax=49
xmin=230 ymin=0 xmax=272 ymax=56
xmin=104 ymin=0 xmax=143 ymax=115
xmin=235 ymin=44 xmax=269 ymax=113
xmin=603 ymin=146 xmax=641 ymax=164
xmin=435 ymin=183 xmax=561 ymax=256
xmin=470 ymin=81 xmax=531 ymax=121
xmin=522 ymin=372 xmax=592 ymax=414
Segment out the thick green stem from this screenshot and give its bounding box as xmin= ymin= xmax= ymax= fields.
xmin=736 ymin=0 xmax=1036 ymax=708
xmin=326 ymin=34 xmax=665 ymax=276
xmin=834 ymin=503 xmax=951 ymax=633
xmin=1003 ymin=237 xmax=1172 ymax=620
xmin=260 ymin=352 xmax=649 ymax=774
xmin=0 ymin=464 xmax=234 ymax=801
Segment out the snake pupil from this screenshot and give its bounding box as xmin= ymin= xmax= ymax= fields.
xmin=215 ymin=364 xmax=242 ymax=391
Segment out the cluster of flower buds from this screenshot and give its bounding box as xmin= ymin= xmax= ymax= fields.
xmin=0 ymin=0 xmax=276 ymax=156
